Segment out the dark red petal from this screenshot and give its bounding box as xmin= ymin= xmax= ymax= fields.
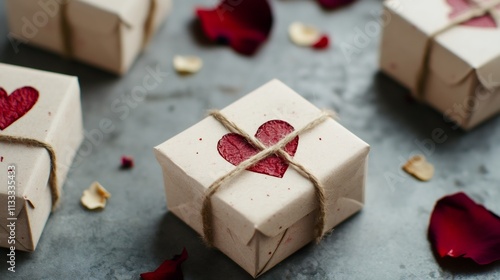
xmin=428 ymin=193 xmax=500 ymax=265
xmin=120 ymin=156 xmax=134 ymax=169
xmin=312 ymin=35 xmax=330 ymax=49
xmin=141 ymin=248 xmax=188 ymax=280
xmin=195 ymin=0 xmax=273 ymax=55
xmin=446 ymin=0 xmax=497 ymax=28
xmin=317 ymin=0 xmax=357 ymax=10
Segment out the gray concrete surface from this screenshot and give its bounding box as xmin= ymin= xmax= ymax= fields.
xmin=1 ymin=0 xmax=500 ymax=279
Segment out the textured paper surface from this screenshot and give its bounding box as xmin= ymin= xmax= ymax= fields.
xmin=380 ymin=0 xmax=500 ymax=129
xmin=5 ymin=0 xmax=172 ymax=74
xmin=155 ymin=80 xmax=370 ymax=277
xmin=0 ymin=63 xmax=83 ymax=251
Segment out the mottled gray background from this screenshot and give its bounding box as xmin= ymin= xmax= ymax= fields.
xmin=1 ymin=0 xmax=500 ymax=279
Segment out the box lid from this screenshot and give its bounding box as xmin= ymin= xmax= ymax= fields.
xmin=67 ymin=0 xmax=153 ymax=34
xmin=0 ymin=63 xmax=79 ymax=217
xmin=385 ymin=0 xmax=500 ymax=91
xmin=155 ymin=80 xmax=369 ymax=245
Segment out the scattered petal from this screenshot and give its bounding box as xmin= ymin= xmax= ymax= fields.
xmin=429 ymin=192 xmax=500 ymax=265
xmin=196 ymin=0 xmax=273 ymax=55
xmin=289 ymin=22 xmax=329 ymax=50
xmin=121 ymin=155 xmax=135 ymax=169
xmin=141 ymin=248 xmax=188 ymax=280
xmin=312 ymin=35 xmax=330 ymax=49
xmin=289 ymin=22 xmax=321 ymax=47
xmin=173 ymin=55 xmax=203 ymax=75
xmin=81 ymin=182 xmax=111 ymax=210
xmin=402 ymin=154 xmax=434 ymax=181
xmin=318 ymin=0 xmax=357 ymax=10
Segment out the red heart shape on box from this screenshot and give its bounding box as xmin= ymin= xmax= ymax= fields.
xmin=0 ymin=87 xmax=39 ymax=130
xmin=447 ymin=0 xmax=497 ymax=28
xmin=217 ymin=120 xmax=299 ymax=178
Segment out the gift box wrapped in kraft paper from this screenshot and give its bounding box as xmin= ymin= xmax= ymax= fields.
xmin=5 ymin=0 xmax=172 ymax=75
xmin=0 ymin=63 xmax=83 ymax=251
xmin=154 ymin=80 xmax=370 ymax=277
xmin=380 ymin=0 xmax=500 ymax=130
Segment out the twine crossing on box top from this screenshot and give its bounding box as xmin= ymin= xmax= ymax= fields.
xmin=201 ymin=109 xmax=337 ymax=247
xmin=0 ymin=135 xmax=60 ymax=211
xmin=59 ymin=0 xmax=158 ymax=58
xmin=415 ymin=0 xmax=500 ymax=100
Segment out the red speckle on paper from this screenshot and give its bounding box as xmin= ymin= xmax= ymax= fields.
xmin=199 ymin=138 xmax=203 ymax=141
xmin=429 ymin=192 xmax=500 ymax=265
xmin=268 ymin=251 xmax=272 ymax=255
xmin=285 ymin=237 xmax=293 ymax=244
xmin=319 ymin=138 xmax=322 ymax=141
xmin=217 ymin=120 xmax=299 ymax=178
xmin=120 ymin=156 xmax=134 ymax=169
xmin=1 ymin=156 xmax=3 ymax=162
xmin=0 ymin=87 xmax=39 ymax=130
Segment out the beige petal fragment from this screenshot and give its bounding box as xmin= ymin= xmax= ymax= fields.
xmin=81 ymin=182 xmax=111 ymax=210
xmin=403 ymin=155 xmax=435 ymax=181
xmin=173 ymin=55 xmax=203 ymax=74
xmin=289 ymin=22 xmax=321 ymax=47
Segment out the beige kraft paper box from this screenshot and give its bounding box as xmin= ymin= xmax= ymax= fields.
xmin=154 ymin=80 xmax=370 ymax=277
xmin=0 ymin=63 xmax=83 ymax=251
xmin=5 ymin=0 xmax=172 ymax=75
xmin=380 ymin=0 xmax=500 ymax=130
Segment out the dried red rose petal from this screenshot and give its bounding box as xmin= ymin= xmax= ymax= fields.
xmin=196 ymin=0 xmax=273 ymax=55
xmin=313 ymin=35 xmax=330 ymax=50
xmin=318 ymin=0 xmax=357 ymax=10
xmin=121 ymin=156 xmax=134 ymax=169
xmin=428 ymin=192 xmax=500 ymax=265
xmin=141 ymin=248 xmax=188 ymax=280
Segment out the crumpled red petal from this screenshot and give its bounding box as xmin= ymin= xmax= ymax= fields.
xmin=196 ymin=0 xmax=273 ymax=55
xmin=317 ymin=0 xmax=357 ymax=10
xmin=428 ymin=192 xmax=500 ymax=265
xmin=313 ymin=35 xmax=330 ymax=50
xmin=141 ymin=248 xmax=188 ymax=280
xmin=447 ymin=0 xmax=497 ymax=28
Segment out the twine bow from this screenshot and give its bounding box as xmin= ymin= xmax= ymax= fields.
xmin=201 ymin=109 xmax=337 ymax=247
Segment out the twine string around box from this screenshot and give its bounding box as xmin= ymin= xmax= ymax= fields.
xmin=0 ymin=135 xmax=60 ymax=211
xmin=59 ymin=0 xmax=158 ymax=58
xmin=201 ymin=110 xmax=337 ymax=247
xmin=415 ymin=0 xmax=500 ymax=100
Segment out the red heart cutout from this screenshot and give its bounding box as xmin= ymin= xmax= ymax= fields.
xmin=0 ymin=87 xmax=39 ymax=130
xmin=217 ymin=120 xmax=299 ymax=178
xmin=447 ymin=0 xmax=498 ymax=28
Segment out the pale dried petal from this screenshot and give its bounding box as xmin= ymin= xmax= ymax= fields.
xmin=289 ymin=22 xmax=322 ymax=47
xmin=173 ymin=55 xmax=203 ymax=74
xmin=403 ymin=155 xmax=434 ymax=181
xmin=81 ymin=182 xmax=111 ymax=210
